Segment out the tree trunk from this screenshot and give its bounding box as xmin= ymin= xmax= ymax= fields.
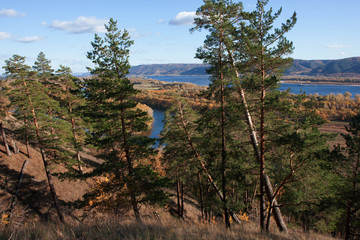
xmin=177 ymin=101 xmax=241 ymax=224
xmin=41 ymin=149 xmax=65 ymax=223
xmin=120 ymin=107 xmax=142 ymax=223
xmin=345 ymin=204 xmax=351 ymax=240
xmin=12 ymin=140 xmax=19 ymax=154
xmin=76 ymin=152 xmax=83 ymax=172
xmin=198 ymin=172 xmax=204 ymax=220
xmin=180 ymin=181 xmax=184 ymax=218
xmin=0 ymin=122 xmax=11 ymax=156
xmin=260 ymin=86 xmax=266 ymax=231
xmin=70 ymin=106 xmax=83 ymax=173
xmin=8 ymin=160 xmax=29 ymax=222
xmin=227 ymin=52 xmax=288 ymax=233
xmin=218 ymin=28 xmax=230 ymax=229
xmin=176 ymin=176 xmax=181 ymax=218
xmin=22 ymin=77 xmax=65 ymax=224
xmin=24 ymin=115 xmax=31 ymax=159
xmin=264 ymin=175 xmax=288 ymax=232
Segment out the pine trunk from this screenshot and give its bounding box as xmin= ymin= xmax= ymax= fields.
xmin=180 ymin=181 xmax=184 ymax=218
xmin=260 ymin=86 xmax=266 ymax=231
xmin=198 ymin=172 xmax=204 ymax=219
xmin=219 ymin=37 xmax=230 ymax=228
xmin=22 ymin=77 xmax=65 ymax=224
xmin=40 ymin=149 xmax=65 ymax=223
xmin=345 ymin=204 xmax=351 ymax=240
xmin=228 ymin=52 xmax=288 ymax=232
xmin=12 ymin=140 xmax=19 ymax=154
xmin=264 ymin=175 xmax=288 ymax=232
xmin=76 ymin=152 xmax=83 ymax=172
xmin=177 ymin=101 xmax=241 ymax=224
xmin=8 ymin=160 xmax=29 ymax=222
xmin=70 ymin=106 xmax=83 ymax=173
xmin=24 ymin=115 xmax=31 ymax=159
xmin=176 ymin=177 xmax=181 ymax=218
xmin=120 ymin=107 xmax=142 ymax=223
xmin=0 ymin=122 xmax=11 ymax=156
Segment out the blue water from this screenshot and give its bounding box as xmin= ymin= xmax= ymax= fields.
xmin=146 ymin=75 xmax=360 ymax=97
xmin=150 ymin=108 xmax=165 ymax=139
xmin=146 ymin=75 xmax=211 ymax=86
xmin=147 ymin=75 xmax=360 ymax=140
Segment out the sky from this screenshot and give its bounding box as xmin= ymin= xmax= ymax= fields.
xmin=1 ymin=0 xmax=360 ymax=73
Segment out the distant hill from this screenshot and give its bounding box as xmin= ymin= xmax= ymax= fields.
xmin=129 ymin=57 xmax=360 ymax=77
xmin=285 ymin=57 xmax=360 ymax=76
xmin=129 ymin=64 xmax=210 ymax=76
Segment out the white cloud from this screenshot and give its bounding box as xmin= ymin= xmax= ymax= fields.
xmin=16 ymin=36 xmax=44 ymax=43
xmin=49 ymin=16 xmax=108 ymax=34
xmin=0 ymin=32 xmax=12 ymax=40
xmin=327 ymin=43 xmax=351 ymax=49
xmin=157 ymin=19 xmax=165 ymax=24
xmin=338 ymin=51 xmax=346 ymax=56
xmin=169 ymin=11 xmax=196 ymax=26
xmin=128 ymin=28 xmax=151 ymax=38
xmin=0 ymin=8 xmax=25 ymax=17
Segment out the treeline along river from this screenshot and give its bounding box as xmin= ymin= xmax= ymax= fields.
xmin=146 ymin=75 xmax=360 ymax=140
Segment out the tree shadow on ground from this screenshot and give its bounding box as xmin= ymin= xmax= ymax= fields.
xmin=0 ymin=162 xmax=69 ymax=221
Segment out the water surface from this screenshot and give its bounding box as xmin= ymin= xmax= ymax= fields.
xmin=147 ymin=75 xmax=360 ymax=139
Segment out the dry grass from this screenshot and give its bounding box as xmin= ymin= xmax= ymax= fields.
xmin=0 ymin=218 xmax=339 ymax=240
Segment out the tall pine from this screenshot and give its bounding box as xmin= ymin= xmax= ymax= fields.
xmin=192 ymin=0 xmax=244 ymax=228
xmin=3 ymin=54 xmax=67 ymax=223
xmin=82 ymin=18 xmax=167 ymax=222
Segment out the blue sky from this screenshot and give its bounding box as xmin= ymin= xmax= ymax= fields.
xmin=1 ymin=0 xmax=359 ymax=73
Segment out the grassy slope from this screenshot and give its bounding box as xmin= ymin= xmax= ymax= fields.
xmin=0 ymin=123 xmax=341 ymax=239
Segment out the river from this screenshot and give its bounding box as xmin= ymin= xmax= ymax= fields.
xmin=147 ymin=75 xmax=360 ymax=139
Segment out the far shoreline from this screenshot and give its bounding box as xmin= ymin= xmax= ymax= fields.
xmin=280 ymin=80 xmax=360 ymax=86
xmin=132 ymin=74 xmax=360 ymax=86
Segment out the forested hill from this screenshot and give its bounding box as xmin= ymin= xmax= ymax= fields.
xmin=129 ymin=57 xmax=360 ymax=77
xmin=129 ymin=63 xmax=210 ymax=76
xmin=285 ymin=57 xmax=360 ymax=76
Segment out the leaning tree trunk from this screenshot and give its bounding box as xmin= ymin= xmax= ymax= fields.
xmin=8 ymin=159 xmax=29 ymax=223
xmin=22 ymin=77 xmax=65 ymax=224
xmin=228 ymin=52 xmax=288 ymax=233
xmin=0 ymin=122 xmax=11 ymax=156
xmin=198 ymin=171 xmax=204 ymax=220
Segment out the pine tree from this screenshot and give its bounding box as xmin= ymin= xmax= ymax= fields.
xmin=3 ymin=54 xmax=67 ymax=223
xmin=160 ymin=97 xmax=203 ymax=219
xmin=82 ymin=18 xmax=167 ymax=222
xmin=0 ymin=80 xmax=11 ymax=156
xmin=33 ymin=51 xmax=54 ymax=82
xmin=212 ymin=0 xmax=296 ymax=231
xmin=161 ymin=97 xmax=242 ymax=224
xmin=338 ymin=115 xmax=360 ymax=239
xmin=192 ymin=0 xmax=243 ymax=227
xmin=54 ymin=65 xmax=86 ymax=173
